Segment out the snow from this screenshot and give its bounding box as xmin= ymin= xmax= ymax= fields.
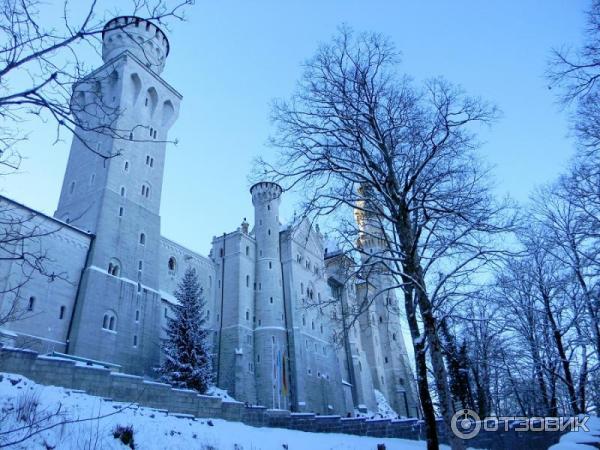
xmin=0 ymin=372 xmax=450 ymax=450
xmin=206 ymin=385 xmax=238 ymax=403
xmin=354 ymin=389 xmax=402 ymax=419
xmin=548 ymin=416 xmax=600 ymax=450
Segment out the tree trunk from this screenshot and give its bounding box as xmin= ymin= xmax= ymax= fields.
xmin=402 ymin=285 xmax=440 ymax=450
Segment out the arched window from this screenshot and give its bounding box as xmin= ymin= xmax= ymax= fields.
xmin=392 ymin=333 xmax=396 ymax=341
xmin=269 ymin=261 xmax=272 ymax=269
xmin=124 ymin=161 xmax=129 ymax=171
xmin=59 ymin=305 xmax=66 ymax=320
xmin=269 ymin=297 xmax=273 ymax=304
xmin=108 ymin=259 xmax=120 ymax=276
xmin=28 ymin=296 xmax=35 ymax=311
xmin=102 ymin=311 xmax=117 ymax=332
xmin=139 ymin=233 xmax=146 ymax=245
xmin=168 ymin=257 xmax=176 ymax=273
xmin=246 ymin=310 xmax=249 ymax=321
xmin=135 ymin=310 xmax=140 ymax=322
xmin=120 ymin=186 xmax=126 ymax=197
xmin=133 ymin=335 xmax=138 ymax=347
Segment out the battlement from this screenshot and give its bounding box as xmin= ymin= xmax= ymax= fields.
xmin=250 ymin=181 xmax=282 ymax=205
xmin=102 ymin=16 xmax=169 ymax=74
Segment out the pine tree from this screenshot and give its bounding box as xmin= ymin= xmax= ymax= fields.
xmin=159 ymin=267 xmax=213 ymax=393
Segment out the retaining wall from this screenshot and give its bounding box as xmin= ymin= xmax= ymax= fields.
xmin=0 ymin=346 xmax=563 ymax=450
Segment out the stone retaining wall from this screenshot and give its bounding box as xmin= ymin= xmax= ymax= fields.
xmin=0 ymin=347 xmax=563 ymax=450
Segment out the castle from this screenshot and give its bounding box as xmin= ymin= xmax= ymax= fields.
xmin=0 ymin=16 xmax=418 ymax=417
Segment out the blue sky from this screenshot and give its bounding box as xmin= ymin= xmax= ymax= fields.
xmin=1 ymin=1 xmax=585 ymax=255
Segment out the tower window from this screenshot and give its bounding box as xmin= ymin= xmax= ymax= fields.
xmin=150 ymin=157 xmax=154 ymax=167
xmin=385 ymin=356 xmax=389 ymax=364
xmin=270 ymin=297 xmax=273 ymax=304
xmin=302 ymin=316 xmax=306 ymax=326
xmin=168 ymin=257 xmax=176 ymax=273
xmin=135 ymin=310 xmax=140 ymax=322
xmin=124 ymin=161 xmax=129 ymax=171
xmin=268 ymin=229 xmax=271 ymax=236
xmin=129 ymin=132 xmax=133 ymax=140
xmin=133 ymin=335 xmax=138 ymax=347
xmin=120 ymin=186 xmax=126 ymax=197
xmin=311 ymin=320 xmax=315 ymax=330
xmin=102 ymin=312 xmax=117 ymax=331
xmin=69 ymin=181 xmax=75 ymax=194
xmin=267 ymin=204 xmax=270 ymax=211
xmin=153 ymin=130 xmax=157 ymax=139
xmin=146 ymin=155 xmax=150 ymax=165
xmin=379 ymin=316 xmax=383 ymax=324
xmin=119 ymin=207 xmax=124 ymax=217
xmin=269 ymin=261 xmax=272 ymax=269
xmin=59 ymin=305 xmax=66 ymax=320
xmin=246 ymin=310 xmax=250 ymax=321
xmin=138 ymin=260 xmax=143 ymax=271
xmin=149 ymin=127 xmax=153 ymax=137
xmin=392 ymin=333 xmax=397 ymax=341
xmin=27 ymin=296 xmax=35 ymax=311
xmin=246 ymin=275 xmax=250 ymax=287
xmin=139 ymin=233 xmax=146 ymax=245
xmin=245 ymin=246 xmax=249 ymax=256
xmin=108 ymin=259 xmax=120 ymax=276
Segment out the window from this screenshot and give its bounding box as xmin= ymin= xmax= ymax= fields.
xmin=153 ymin=130 xmax=157 ymax=139
xmin=269 ymin=261 xmax=272 ymax=269
xmin=146 ymin=155 xmax=150 ymax=165
xmin=320 ymin=324 xmax=323 ymax=334
xmin=108 ymin=259 xmax=120 ymax=276
xmin=90 ymin=173 xmax=95 ymax=185
xmin=129 ymin=132 xmax=133 ymax=140
xmin=207 ymin=310 xmax=210 ymax=321
xmin=258 ymin=319 xmax=262 ymax=326
xmin=138 ymin=260 xmax=143 ymax=271
xmin=384 ymin=356 xmax=389 ymax=364
xmin=305 ymin=339 xmax=308 ymax=349
xmin=381 ymin=375 xmax=385 ymax=385
xmin=245 ymin=246 xmax=249 ymax=256
xmin=164 ymin=308 xmax=168 ymax=318
xmin=379 ymin=316 xmax=383 ymax=324
xmin=270 ymin=297 xmax=273 ymax=304
xmin=246 ymin=310 xmax=249 ymax=321
xmin=141 ymin=184 xmax=150 ymax=198
xmin=28 ymin=296 xmax=35 ymax=311
xmin=308 ymin=368 xmax=312 ymax=375
xmin=322 ymin=346 xmax=326 ymax=355
xmin=267 ymin=204 xmax=271 ymax=211
xmin=219 ymin=248 xmax=224 ymax=257
xmin=119 ymin=206 xmax=124 ymax=217
xmin=392 ymin=333 xmax=397 ymax=341
xmin=102 ymin=312 xmax=117 ymax=331
xmin=272 ymin=336 xmax=275 ymax=344
xmin=69 ymin=181 xmax=76 ymax=194
xmin=257 ymin=354 xmax=261 ymax=363
xmin=139 ymin=233 xmax=146 ymax=245
xmin=149 ymin=128 xmax=153 ymax=138
xmin=246 ymin=275 xmax=250 ymax=287
xmin=59 ymin=305 xmax=65 ymax=320
xmin=133 ymin=335 xmax=138 ymax=347
xmin=302 ymin=316 xmax=306 ymax=326
xmin=311 ymin=321 xmax=315 ymax=330
xmin=168 ymin=257 xmax=176 ymax=273
xmin=268 ymin=229 xmax=271 ymax=236
xmin=135 ymin=310 xmax=140 ymax=322
xmin=124 ymin=161 xmax=129 ymax=171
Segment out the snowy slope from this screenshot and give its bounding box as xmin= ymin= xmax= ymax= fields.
xmin=548 ymin=416 xmax=600 ymax=450
xmin=0 ymin=372 xmax=450 ymax=450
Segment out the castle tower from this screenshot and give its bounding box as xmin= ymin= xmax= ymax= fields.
xmin=55 ymin=16 xmax=181 ymax=374
xmin=354 ymin=184 xmax=419 ymax=417
xmin=250 ymin=182 xmax=289 ymax=409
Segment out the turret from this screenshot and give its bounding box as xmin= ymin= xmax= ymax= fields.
xmin=250 ymin=181 xmax=289 ymax=409
xmin=102 ymin=16 xmax=169 ymax=74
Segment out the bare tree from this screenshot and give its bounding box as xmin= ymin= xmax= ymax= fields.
xmin=257 ymin=27 xmax=512 ymax=450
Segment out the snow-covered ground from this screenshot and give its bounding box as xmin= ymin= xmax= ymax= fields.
xmin=0 ymin=372 xmax=449 ymax=450
xmin=549 ymin=416 xmax=600 ymax=450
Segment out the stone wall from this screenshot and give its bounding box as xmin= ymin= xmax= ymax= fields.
xmin=0 ymin=347 xmax=563 ymax=450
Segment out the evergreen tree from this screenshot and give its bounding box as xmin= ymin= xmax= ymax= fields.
xmin=159 ymin=267 xmax=213 ymax=393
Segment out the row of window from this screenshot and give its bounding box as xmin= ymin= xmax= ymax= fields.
xmin=25 ymin=297 xmax=66 ymax=319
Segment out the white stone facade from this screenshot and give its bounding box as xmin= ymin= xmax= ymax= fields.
xmin=0 ymin=17 xmax=418 ymax=417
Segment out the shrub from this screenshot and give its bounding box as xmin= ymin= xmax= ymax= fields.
xmin=112 ymin=424 xmax=135 ymax=449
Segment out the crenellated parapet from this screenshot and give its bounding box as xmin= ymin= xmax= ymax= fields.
xmin=102 ymin=16 xmax=169 ymax=74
